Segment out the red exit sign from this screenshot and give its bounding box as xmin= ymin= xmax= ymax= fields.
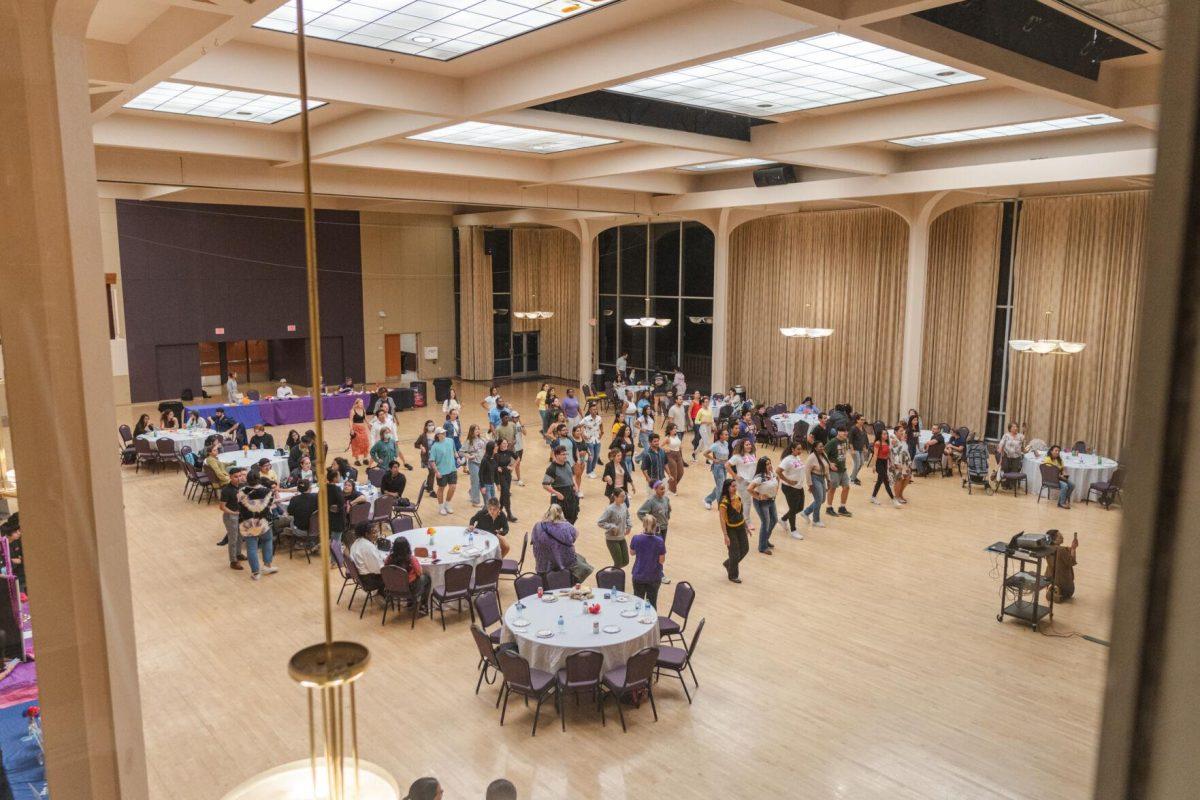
xmin=214 ymin=327 xmax=225 ymax=335
xmin=287 ymin=324 xmax=297 ymax=332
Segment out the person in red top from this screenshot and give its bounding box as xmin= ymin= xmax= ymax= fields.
xmin=385 ymin=536 xmax=431 ymax=605
xmin=869 ymin=429 xmax=900 ymax=507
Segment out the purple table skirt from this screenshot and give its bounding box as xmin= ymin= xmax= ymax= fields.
xmin=258 ymin=392 xmax=370 ymax=427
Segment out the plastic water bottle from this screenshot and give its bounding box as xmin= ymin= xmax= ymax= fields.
xmin=467 ymin=531 xmax=475 ymax=546
xmin=635 ymin=599 xmax=642 ymax=616
xmin=557 ymin=615 xmax=565 ymax=636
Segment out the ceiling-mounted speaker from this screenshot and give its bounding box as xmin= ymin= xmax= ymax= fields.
xmin=753 ymin=164 xmax=797 ymax=187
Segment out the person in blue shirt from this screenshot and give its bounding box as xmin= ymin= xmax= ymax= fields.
xmin=487 ymin=399 xmax=504 ymax=431
xmin=793 ymin=396 xmax=820 ymax=416
xmin=443 ymin=408 xmax=462 ymax=451
xmin=429 ymin=428 xmax=459 ymax=516
xmin=211 ymin=408 xmax=246 ymax=446
xmin=638 ymin=433 xmax=668 ymax=488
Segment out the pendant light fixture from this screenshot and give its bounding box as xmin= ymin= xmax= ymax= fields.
xmin=513 ymin=293 xmax=553 ymax=319
xmin=1009 ymin=311 xmax=1087 ymax=355
xmin=222 ymin=2 xmax=397 ymax=798
xmin=779 ymin=304 xmax=833 ymax=338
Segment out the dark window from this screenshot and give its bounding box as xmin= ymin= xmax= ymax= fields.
xmin=649 ymin=297 xmax=680 ymax=370
xmin=598 ymin=295 xmax=617 ymax=366
xmin=985 ymin=200 xmax=1019 ymax=439
xmin=452 ymin=229 xmax=461 ymax=376
xmin=598 ymin=228 xmax=618 ymax=294
xmin=681 ymin=299 xmax=714 ymax=394
xmin=682 ymin=222 xmax=715 ymax=297
xmin=619 ymin=225 xmax=647 ymax=297
xmin=650 ymin=222 xmax=681 ymax=297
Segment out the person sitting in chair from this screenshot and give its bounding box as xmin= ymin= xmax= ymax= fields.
xmin=467 ymin=497 xmax=511 ymax=557
xmin=348 ymin=521 xmax=385 ymax=593
xmin=288 ymin=455 xmax=315 ymax=488
xmin=913 ymin=427 xmax=945 ymax=476
xmin=1043 ymin=445 xmax=1075 ymax=509
xmin=211 ymin=408 xmax=245 ymax=446
xmin=249 ymin=424 xmax=275 ymax=450
xmin=275 ymin=379 xmax=295 ymax=399
xmin=286 ymin=479 xmax=319 ymax=543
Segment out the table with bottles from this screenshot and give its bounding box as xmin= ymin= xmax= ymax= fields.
xmin=499 ymin=587 xmax=660 ymax=673
xmin=383 ymin=525 xmax=499 ymax=592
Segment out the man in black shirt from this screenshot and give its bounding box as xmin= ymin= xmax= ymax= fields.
xmin=380 ymin=460 xmax=408 ymax=500
xmin=809 ymin=413 xmax=831 ymax=446
xmin=542 ymin=446 xmax=579 ymax=523
xmin=286 ymin=479 xmax=319 ymax=536
xmin=249 ymin=424 xmax=275 ymax=450
xmin=212 ymin=409 xmax=246 ymax=446
xmin=326 ymin=468 xmax=346 ymax=538
xmin=217 ymin=467 xmax=247 ymax=569
xmin=848 ymin=414 xmax=869 ymax=486
xmin=468 ymin=498 xmax=510 ymax=537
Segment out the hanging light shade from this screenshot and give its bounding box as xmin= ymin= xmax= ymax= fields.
xmin=1009 ymin=311 xmax=1086 ymax=355
xmin=624 ymin=316 xmax=670 ymax=327
xmin=512 ymin=310 xmax=554 ymax=319
xmin=688 ymin=316 xmax=714 ymax=325
xmin=779 ymin=304 xmax=833 ymax=339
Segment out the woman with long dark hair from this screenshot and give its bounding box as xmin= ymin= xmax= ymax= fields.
xmin=385 ymin=536 xmax=430 ymax=607
xmin=870 ymin=429 xmax=901 ymax=507
xmin=133 ymin=413 xmax=155 ymax=438
xmin=718 ymin=478 xmax=749 ymax=583
xmin=663 ymin=422 xmax=687 ymax=493
xmin=748 ymin=456 xmax=780 ymax=554
xmin=478 ymin=439 xmax=498 ymax=504
xmin=777 ymin=439 xmax=808 ymax=538
xmin=495 ymin=436 xmax=516 ymax=522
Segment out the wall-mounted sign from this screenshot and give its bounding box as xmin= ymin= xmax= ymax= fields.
xmin=287 ymin=324 xmax=297 ymax=332
xmin=214 ymin=327 xmax=225 ymax=335
xmin=423 ymin=346 xmax=439 ymax=360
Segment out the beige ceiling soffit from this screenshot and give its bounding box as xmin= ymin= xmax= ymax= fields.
xmin=1101 ymin=59 xmax=1162 ymax=127
xmin=451 ymin=208 xmax=603 ymax=227
xmin=92 ymin=115 xmax=295 ymax=161
xmin=87 ymin=40 xmax=131 ymax=86
xmin=651 ymin=147 xmax=1156 ymax=212
xmin=460 ymin=0 xmax=818 ymax=116
xmin=275 ymin=110 xmax=452 ymax=166
xmin=319 ymin=144 xmax=551 ymax=183
xmin=90 ymin=0 xmax=291 ymax=120
xmin=568 ymin=173 xmax=698 ymax=195
xmin=771 ymin=145 xmax=900 ymax=174
xmin=487 ymin=110 xmax=756 ymax=157
xmin=899 ymin=126 xmax=1158 ymax=172
xmin=537 ymin=146 xmax=731 ymax=186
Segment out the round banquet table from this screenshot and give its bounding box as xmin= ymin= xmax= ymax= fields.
xmin=771 ymin=413 xmax=818 ymax=437
xmin=1022 ymin=451 xmax=1118 ymax=503
xmin=138 ymin=428 xmax=212 ymax=454
xmin=384 ymin=525 xmax=499 ymax=592
xmin=500 ymin=591 xmax=660 ymax=674
xmin=219 ymin=448 xmax=290 ymax=479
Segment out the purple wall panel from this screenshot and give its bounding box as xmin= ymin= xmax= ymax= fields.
xmin=116 ymin=200 xmax=364 ymax=403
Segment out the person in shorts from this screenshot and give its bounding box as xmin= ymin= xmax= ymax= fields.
xmin=824 ymin=427 xmax=853 ymax=517
xmin=429 ymin=428 xmax=459 ymax=516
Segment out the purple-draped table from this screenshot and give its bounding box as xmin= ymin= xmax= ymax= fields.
xmin=257 ymin=392 xmax=370 ymax=426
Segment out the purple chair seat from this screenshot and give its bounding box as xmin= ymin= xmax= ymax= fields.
xmin=658 ymin=617 xmax=681 ymax=637
xmin=488 ymin=628 xmax=501 ymax=645
xmin=655 ymin=645 xmax=687 ymax=669
xmin=501 ymin=558 xmax=520 ymax=573
xmin=1090 ymin=480 xmax=1113 ymax=491
xmin=601 ymin=665 xmax=627 ymax=689
xmin=524 ymin=667 xmax=556 ymax=694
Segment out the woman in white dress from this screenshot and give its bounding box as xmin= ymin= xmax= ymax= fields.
xmin=442 ymin=387 xmax=461 ymax=416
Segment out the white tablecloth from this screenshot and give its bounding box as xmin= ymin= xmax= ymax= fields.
xmin=771 ymin=413 xmax=818 ymax=437
xmin=219 ymin=448 xmax=290 ymax=479
xmin=500 ymin=591 xmax=660 ymax=673
xmin=384 ymin=525 xmax=499 ymax=591
xmin=139 ymin=428 xmax=212 ymax=454
xmin=1022 ymin=452 xmax=1118 ymax=502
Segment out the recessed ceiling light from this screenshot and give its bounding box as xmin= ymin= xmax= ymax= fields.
xmin=890 ymin=114 xmax=1123 ymax=147
xmin=756 ymin=103 xmax=774 ymax=108
xmin=409 ymin=121 xmax=618 ymax=153
xmin=679 ymin=158 xmax=774 ymax=172
xmin=253 ymin=0 xmax=623 ymax=62
xmin=609 ymin=32 xmax=983 ymax=117
xmin=122 ymin=81 xmax=325 ymax=124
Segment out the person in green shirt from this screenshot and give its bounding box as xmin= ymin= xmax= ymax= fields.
xmin=824 ymin=427 xmax=852 ymax=518
xmin=370 ymin=428 xmax=398 ymax=469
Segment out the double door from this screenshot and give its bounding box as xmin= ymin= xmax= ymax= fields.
xmin=512 ymin=331 xmax=539 ymax=377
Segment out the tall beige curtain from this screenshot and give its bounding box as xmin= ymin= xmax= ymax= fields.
xmin=456 ymin=226 xmax=493 ymax=381
xmin=1006 ymin=191 xmax=1149 ymax=458
xmin=918 ymin=203 xmax=1003 ymax=433
xmin=512 ymin=227 xmax=580 ymax=382
xmin=727 ymin=207 xmax=908 ymax=419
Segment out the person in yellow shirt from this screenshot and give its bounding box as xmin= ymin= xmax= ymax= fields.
xmin=204 ymin=443 xmax=231 ymax=488
xmin=1042 ymin=445 xmax=1074 ymax=509
xmin=692 ymin=395 xmax=715 ymax=460
xmin=535 ymin=382 xmax=550 ymax=433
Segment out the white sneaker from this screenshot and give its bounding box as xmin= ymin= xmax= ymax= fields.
xmin=869 ymin=497 xmax=880 ymax=505
xmin=801 ymin=511 xmax=812 ymax=526
xmin=704 ymin=500 xmax=713 ymax=510
xmin=262 ymin=566 xmax=279 ymax=575
xmin=444 ymin=504 xmax=453 ymax=514
xmin=892 ymin=499 xmax=903 ymax=508
xmin=790 ymin=530 xmax=804 ymax=540
xmin=813 ymin=520 xmax=826 ymax=528
xmin=587 ymin=472 xmax=597 ymax=479
xmin=438 ymin=505 xmax=448 ymax=516
xmin=577 ymin=491 xmax=585 ymax=499
xmin=661 ymin=576 xmax=672 ymax=584
xmin=471 ymin=501 xmax=482 ymax=508
xmin=251 ymin=572 xmax=262 ymax=581
xmin=517 ymin=480 xmax=526 ymax=487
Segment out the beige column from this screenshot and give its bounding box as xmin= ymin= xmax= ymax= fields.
xmin=709 ymin=209 xmax=733 ymax=393
xmin=0 ymin=2 xmax=149 ymax=798
xmin=576 ymin=219 xmax=595 ymax=387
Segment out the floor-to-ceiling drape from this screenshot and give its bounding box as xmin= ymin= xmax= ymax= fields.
xmin=456 ymin=226 xmax=493 ymax=381
xmin=918 ymin=203 xmax=1003 ymax=434
xmin=727 ymin=207 xmax=908 ymax=419
xmin=1005 ymin=191 xmax=1149 ymax=458
xmin=512 ymin=227 xmax=580 ymax=382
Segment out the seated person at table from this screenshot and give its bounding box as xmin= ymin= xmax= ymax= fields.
xmin=913 ymin=428 xmax=946 ymax=476
xmin=946 ymin=425 xmax=967 ymax=464
xmin=1044 ymin=529 xmax=1079 ymax=600
xmin=338 ymin=376 xmax=356 ymax=394
xmin=256 ymin=457 xmax=279 ymax=486
xmin=380 ymin=460 xmax=408 ymax=500
xmin=275 ymin=379 xmax=294 ymax=399
xmin=204 ymin=444 xmax=231 ymax=488
xmin=286 ymin=479 xmax=319 ymax=539
xmin=325 ymin=468 xmax=346 ymax=539
xmin=249 ymin=424 xmax=275 ymax=450
xmin=211 ymin=409 xmax=246 ymax=446
xmin=288 ymin=435 xmax=314 ymax=472
xmin=288 ymin=455 xmax=316 ymax=488
xmin=348 ymin=522 xmax=386 ymax=592
xmin=185 ymin=410 xmax=208 ymax=430
xmin=1043 ymin=445 xmax=1075 ymax=509
xmin=333 ymin=456 xmax=358 ymax=483
xmin=384 ymin=537 xmax=431 ymax=606
xmin=794 ymin=396 xmax=820 ymax=415
xmin=343 ymin=479 xmax=369 ymax=508
xmin=133 ymin=413 xmax=155 ymax=438
xmin=159 ymin=409 xmax=179 ymax=430
xmin=531 ymin=503 xmax=593 ymax=584
xmin=467 ymin=498 xmax=511 ymax=557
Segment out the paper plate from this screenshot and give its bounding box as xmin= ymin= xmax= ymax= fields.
xmin=536 ymin=629 xmax=555 ymax=639
xmin=540 ymin=595 xmax=558 ymax=603
xmin=602 ymin=625 xmax=621 ymax=634
xmin=613 ymin=595 xmax=629 ymax=603
xmin=620 ymin=610 xmax=638 ymax=618
xmin=509 ymin=619 xmax=530 ymax=629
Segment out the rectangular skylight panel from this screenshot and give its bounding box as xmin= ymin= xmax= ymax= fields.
xmin=890 ymin=114 xmax=1122 ymax=147
xmin=408 ymin=121 xmax=617 ymax=153
xmin=123 ymin=82 xmax=325 ymax=124
xmin=254 ymin=0 xmax=621 ymax=61
xmin=608 ymin=32 xmax=982 ymax=116
xmin=678 ymin=158 xmax=773 ymax=172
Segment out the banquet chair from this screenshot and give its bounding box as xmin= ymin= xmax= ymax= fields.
xmin=288 ymin=512 xmax=321 ymax=563
xmin=1085 ymin=465 xmax=1126 ymax=510
xmin=380 ymin=565 xmax=424 ymax=629
xmin=556 ymin=650 xmax=605 ymax=732
xmin=156 ymin=438 xmax=181 ymax=471
xmin=471 ymin=558 xmax=503 ymax=599
xmin=342 ymin=559 xmax=378 ymax=617
xmin=654 ymin=617 xmax=706 ymax=704
xmin=1037 ymin=464 xmax=1066 ymax=505
xmin=601 ymin=647 xmax=660 ymax=733
xmin=347 ymin=502 xmax=371 ymax=529
xmin=761 ymin=417 xmax=785 ymax=450
xmin=917 ymin=441 xmax=945 ymax=478
xmin=368 ymin=495 xmax=397 ymax=533
xmin=657 ymin=581 xmax=695 ymax=647
xmin=543 ymin=569 xmax=572 ymax=591
xmin=513 ymin=572 xmax=543 ymax=600
xmin=134 ymin=438 xmax=160 ymax=474
xmin=221 ymin=441 xmax=241 ymax=453
xmin=199 ymin=464 xmax=220 ymax=504
xmin=496 ymin=649 xmax=558 ymax=737
xmin=388 ymin=516 xmax=414 ymax=535
xmin=470 ymin=624 xmax=511 ymax=702
xmin=471 ymin=590 xmax=503 ymax=645
xmin=118 ymin=424 xmax=136 ymax=465
xmin=500 ymin=533 xmax=528 ymax=580
xmin=998 ymin=456 xmax=1028 ymax=497
xmin=329 ymin=540 xmax=355 ymax=605
xmin=366 ymin=468 xmax=385 ymax=489
xmin=952 ymin=427 xmax=971 ymax=476
xmin=430 ymin=563 xmax=475 ymax=630
xmin=595 ymin=567 xmax=626 ymax=593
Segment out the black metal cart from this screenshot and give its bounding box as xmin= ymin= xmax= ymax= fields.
xmin=997 ymin=545 xmax=1056 ymax=630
